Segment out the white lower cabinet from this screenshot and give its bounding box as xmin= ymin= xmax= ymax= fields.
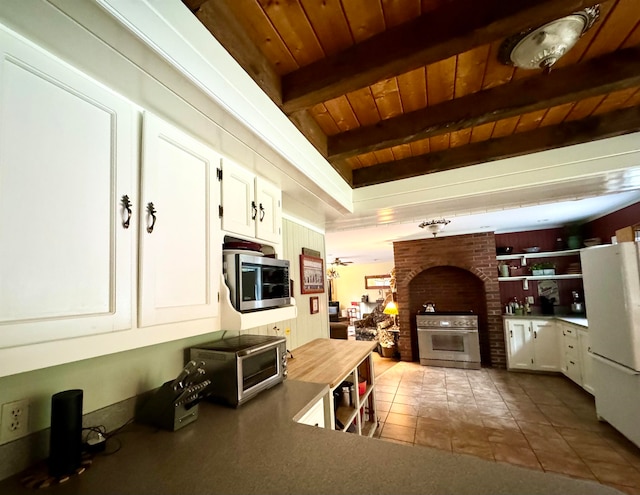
xmin=531 ymin=320 xmax=561 ymax=372
xmin=505 ymin=319 xmax=559 ymax=371
xmin=560 ymin=323 xmax=582 ymax=385
xmin=559 ymin=322 xmax=594 ymax=395
xmin=138 ymin=113 xmax=221 ymax=327
xmin=506 ymin=318 xmax=592 ymax=395
xmin=0 ymin=27 xmax=135 ymax=348
xmin=297 ymin=397 xmax=326 ymax=428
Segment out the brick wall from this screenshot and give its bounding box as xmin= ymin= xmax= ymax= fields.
xmin=393 ymin=233 xmax=505 ymax=368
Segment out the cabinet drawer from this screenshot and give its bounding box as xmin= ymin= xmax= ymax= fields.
xmin=564 ymin=340 xmax=579 ymax=357
xmin=565 ymin=356 xmax=582 ymax=384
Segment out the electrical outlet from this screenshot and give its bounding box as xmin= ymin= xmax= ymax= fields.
xmin=0 ymin=399 xmax=30 ymax=444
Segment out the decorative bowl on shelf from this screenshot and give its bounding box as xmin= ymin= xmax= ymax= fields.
xmin=523 ymin=247 xmax=541 ymax=253
xmin=583 ymin=237 xmax=601 ymax=247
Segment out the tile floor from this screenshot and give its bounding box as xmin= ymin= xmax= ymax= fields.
xmin=373 ymin=359 xmax=640 ymax=495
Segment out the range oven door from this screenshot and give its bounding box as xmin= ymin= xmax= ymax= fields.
xmin=417 ymin=328 xmax=481 ymax=367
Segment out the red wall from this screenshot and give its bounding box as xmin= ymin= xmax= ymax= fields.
xmin=584 ymin=201 xmax=640 ymax=242
xmin=495 ymin=201 xmax=640 ymax=311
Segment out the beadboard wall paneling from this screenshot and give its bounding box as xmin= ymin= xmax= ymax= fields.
xmin=242 ymin=218 xmax=329 ymax=350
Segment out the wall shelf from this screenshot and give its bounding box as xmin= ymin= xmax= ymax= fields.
xmin=219 ymin=274 xmax=297 ymax=330
xmin=498 ymin=274 xmax=582 ymax=290
xmin=497 ymin=249 xmax=582 ymax=289
xmin=496 ymin=248 xmax=581 ymax=265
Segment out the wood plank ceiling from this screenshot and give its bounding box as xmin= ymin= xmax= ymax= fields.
xmin=182 ymin=0 xmax=640 ymax=189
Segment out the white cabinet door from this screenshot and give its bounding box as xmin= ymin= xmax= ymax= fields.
xmin=578 ymin=329 xmax=594 ymax=394
xmin=220 ymin=159 xmax=281 ymax=244
xmin=138 ymin=113 xmax=221 ymax=327
xmin=220 ymin=159 xmax=255 ymax=239
xmin=505 ymin=320 xmax=533 ymax=370
xmin=0 ymin=28 xmax=134 ymax=347
xmin=531 ymin=320 xmax=560 ymax=372
xmin=255 ymin=176 xmax=281 ymax=244
xmin=297 ymin=397 xmax=326 ymax=428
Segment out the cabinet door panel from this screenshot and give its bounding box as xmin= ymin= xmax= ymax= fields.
xmin=255 ymin=176 xmax=281 ymax=244
xmin=0 ymin=29 xmax=134 ymax=347
xmin=139 ymin=113 xmax=220 ymax=327
xmin=220 ymin=159 xmax=254 ymax=238
xmin=532 ymin=320 xmax=560 ymax=372
xmin=506 ymin=320 xmax=533 ymax=369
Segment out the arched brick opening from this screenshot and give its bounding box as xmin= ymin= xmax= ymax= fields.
xmin=393 ymin=233 xmax=505 ymax=367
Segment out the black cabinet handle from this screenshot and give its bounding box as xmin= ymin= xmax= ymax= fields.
xmin=259 ymin=203 xmax=265 ymax=222
xmin=146 ymin=202 xmax=157 ymax=233
xmin=251 ymin=200 xmax=257 ymax=220
xmin=121 ymin=195 xmax=132 ymax=229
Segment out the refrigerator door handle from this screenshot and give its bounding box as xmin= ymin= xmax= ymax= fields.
xmin=592 ymin=353 xmax=640 ymax=376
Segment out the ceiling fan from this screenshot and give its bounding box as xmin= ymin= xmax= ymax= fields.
xmin=331 ymin=257 xmax=353 ymax=266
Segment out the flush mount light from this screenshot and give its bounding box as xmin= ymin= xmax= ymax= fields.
xmin=498 ymin=6 xmax=599 ymax=71
xmin=418 ymin=218 xmax=451 ymax=237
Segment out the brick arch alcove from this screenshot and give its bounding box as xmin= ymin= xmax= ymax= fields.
xmin=393 ymin=233 xmax=505 ymax=368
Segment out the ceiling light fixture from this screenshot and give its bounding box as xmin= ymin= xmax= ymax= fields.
xmin=498 ymin=6 xmax=599 ymax=72
xmin=418 ymin=218 xmax=451 ymax=237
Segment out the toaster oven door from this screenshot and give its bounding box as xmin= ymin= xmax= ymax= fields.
xmin=237 ymin=346 xmax=282 ymax=403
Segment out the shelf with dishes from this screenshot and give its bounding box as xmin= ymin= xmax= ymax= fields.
xmin=496 ymin=248 xmax=581 ymax=264
xmin=497 ymin=249 xmax=582 ymax=289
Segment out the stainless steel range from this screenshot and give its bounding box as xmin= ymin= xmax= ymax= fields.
xmin=416 ymin=313 xmax=481 ymax=369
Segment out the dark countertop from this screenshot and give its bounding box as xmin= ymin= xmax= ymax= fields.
xmin=0 ymin=378 xmax=620 ymax=495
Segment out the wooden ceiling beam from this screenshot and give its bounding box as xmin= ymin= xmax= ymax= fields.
xmin=352 ymin=106 xmax=640 ymax=188
xmin=328 ymin=47 xmax=640 ymax=161
xmin=194 ymin=0 xmax=282 ymax=104
xmin=281 ymin=0 xmax=600 ymax=113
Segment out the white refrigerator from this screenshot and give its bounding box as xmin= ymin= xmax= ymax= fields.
xmin=581 ymin=242 xmax=640 ymax=448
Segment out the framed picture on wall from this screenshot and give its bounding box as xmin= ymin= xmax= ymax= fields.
xmin=364 ymin=274 xmax=391 ymax=290
xmin=300 ymin=254 xmax=324 ymax=294
xmin=310 ymin=296 xmax=319 ymax=314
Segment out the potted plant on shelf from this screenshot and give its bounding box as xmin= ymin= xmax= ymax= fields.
xmin=531 ymin=262 xmax=555 ymax=276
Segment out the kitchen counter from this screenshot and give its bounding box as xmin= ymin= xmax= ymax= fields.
xmin=0 ymin=376 xmax=619 ymax=494
xmin=503 ymin=314 xmax=588 ymax=328
xmin=287 ymin=338 xmax=377 ymax=387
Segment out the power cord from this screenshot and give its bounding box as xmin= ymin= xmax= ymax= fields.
xmin=82 ymin=417 xmax=134 ymax=456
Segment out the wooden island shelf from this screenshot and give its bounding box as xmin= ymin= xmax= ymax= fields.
xmin=287 ymin=338 xmax=378 ymax=437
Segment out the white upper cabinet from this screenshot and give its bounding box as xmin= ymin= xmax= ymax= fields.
xmin=0 ymin=27 xmax=135 ymax=348
xmin=254 ymin=176 xmax=281 ymax=244
xmin=220 ymin=158 xmax=282 ymax=245
xmin=138 ymin=113 xmax=221 ymax=327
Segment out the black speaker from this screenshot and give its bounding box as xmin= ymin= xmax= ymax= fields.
xmin=49 ymin=389 xmax=83 ymax=477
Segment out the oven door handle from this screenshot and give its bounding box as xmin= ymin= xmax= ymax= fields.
xmin=417 ymin=328 xmax=477 ymax=334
